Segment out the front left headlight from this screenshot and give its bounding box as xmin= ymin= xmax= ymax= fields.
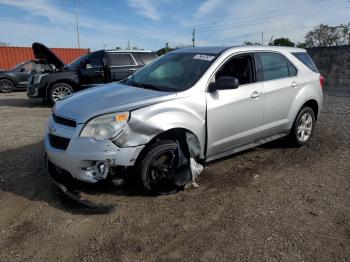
xmin=34 ymin=74 xmax=47 ymax=84
xmin=80 ymin=112 xmax=129 ymax=141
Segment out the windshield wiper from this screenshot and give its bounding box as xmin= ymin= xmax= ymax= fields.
xmin=124 ymin=76 xmax=170 ymax=92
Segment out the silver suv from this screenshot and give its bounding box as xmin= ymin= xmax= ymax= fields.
xmin=44 ymin=46 xmax=323 ymax=194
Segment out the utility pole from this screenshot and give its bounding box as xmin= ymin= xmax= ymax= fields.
xmin=192 ymin=27 xmax=196 ymax=47
xmin=127 ymin=40 xmax=131 ymax=50
xmin=75 ymin=1 xmax=80 ymax=48
xmin=261 ymin=32 xmax=264 ymax=45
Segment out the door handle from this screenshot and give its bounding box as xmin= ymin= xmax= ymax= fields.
xmin=251 ymin=91 xmax=263 ymax=99
xmin=129 ymin=68 xmax=137 ymax=72
xmin=291 ymin=81 xmax=299 ymax=88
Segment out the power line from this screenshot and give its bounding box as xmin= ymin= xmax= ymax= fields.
xmin=156 ymin=0 xmax=349 ymax=43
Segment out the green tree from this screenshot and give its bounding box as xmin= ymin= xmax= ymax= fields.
xmin=303 ymin=23 xmax=350 ymax=47
xmin=156 ymin=47 xmax=175 ymax=56
xmin=270 ymin=38 xmax=295 ymax=47
xmin=296 ymin=42 xmax=308 ymax=49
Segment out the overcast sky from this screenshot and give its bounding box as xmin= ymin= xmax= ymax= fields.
xmin=0 ymin=0 xmax=349 ymax=51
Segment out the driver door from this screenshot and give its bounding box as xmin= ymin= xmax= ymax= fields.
xmin=78 ymin=51 xmax=104 ymax=86
xmin=206 ymin=53 xmax=265 ymax=159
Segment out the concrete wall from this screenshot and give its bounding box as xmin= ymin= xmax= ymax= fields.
xmin=307 ymin=46 xmax=350 ymax=97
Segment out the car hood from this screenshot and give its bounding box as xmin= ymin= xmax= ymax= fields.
xmin=32 ymin=42 xmax=65 ymax=69
xmin=54 ymin=83 xmax=177 ymax=123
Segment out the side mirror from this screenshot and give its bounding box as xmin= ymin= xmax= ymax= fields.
xmin=20 ymin=68 xmax=26 ymax=72
xmin=208 ymin=76 xmax=239 ymax=92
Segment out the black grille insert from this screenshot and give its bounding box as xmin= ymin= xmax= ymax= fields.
xmin=52 ymin=113 xmax=76 ymax=128
xmin=49 ymin=134 xmax=70 ymax=150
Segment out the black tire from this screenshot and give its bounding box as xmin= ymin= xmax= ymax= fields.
xmin=137 ymin=140 xmax=182 ymax=195
xmin=289 ymin=106 xmax=315 ymax=147
xmin=0 ymin=78 xmax=15 ymax=93
xmin=49 ymin=83 xmax=73 ymax=104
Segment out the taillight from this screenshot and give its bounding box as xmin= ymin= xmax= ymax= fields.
xmin=319 ymin=75 xmax=325 ymax=89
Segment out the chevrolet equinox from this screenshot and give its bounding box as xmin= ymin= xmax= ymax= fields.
xmin=44 ymin=46 xmax=324 ymax=195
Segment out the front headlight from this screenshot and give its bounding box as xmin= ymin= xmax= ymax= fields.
xmin=80 ymin=112 xmax=129 ymax=141
xmin=34 ymin=74 xmax=47 ymax=84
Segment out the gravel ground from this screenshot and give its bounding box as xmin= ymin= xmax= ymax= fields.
xmin=0 ymin=92 xmax=349 ymax=262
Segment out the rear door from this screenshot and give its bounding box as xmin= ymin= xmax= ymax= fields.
xmin=108 ymin=53 xmax=142 ymax=81
xmin=206 ymin=52 xmax=265 ymax=159
xmin=78 ymin=51 xmax=104 ymax=86
xmin=257 ymin=52 xmax=298 ymax=136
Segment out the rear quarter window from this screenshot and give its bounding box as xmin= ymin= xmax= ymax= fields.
xmin=292 ymin=52 xmax=318 ymax=73
xmin=138 ymin=52 xmax=158 ymax=65
xmin=109 ymin=53 xmax=136 ymax=66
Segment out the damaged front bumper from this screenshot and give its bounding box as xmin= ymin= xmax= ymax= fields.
xmin=45 ymin=132 xmax=145 ymax=183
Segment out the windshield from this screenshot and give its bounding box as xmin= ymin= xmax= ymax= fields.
xmin=67 ymin=53 xmax=89 ymax=70
xmin=124 ymin=52 xmax=217 ymax=92
xmin=10 ymin=62 xmax=26 ymax=71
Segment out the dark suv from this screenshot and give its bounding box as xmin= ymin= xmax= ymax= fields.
xmin=0 ymin=60 xmax=52 ymax=93
xmin=27 ymin=43 xmax=157 ymax=104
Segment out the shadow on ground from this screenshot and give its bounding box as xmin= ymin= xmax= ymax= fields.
xmin=0 ymin=92 xmax=50 ymax=108
xmin=0 ymin=137 xmax=294 ymax=215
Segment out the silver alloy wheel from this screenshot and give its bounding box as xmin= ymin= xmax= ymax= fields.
xmin=52 ymin=86 xmax=72 ymax=101
xmin=297 ymin=112 xmax=313 ymax=142
xmin=0 ymin=79 xmax=13 ymax=92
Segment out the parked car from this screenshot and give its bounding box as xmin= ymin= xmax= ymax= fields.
xmin=44 ymin=45 xmax=323 ymax=195
xmin=0 ymin=59 xmax=52 ymax=93
xmin=27 ymin=42 xmax=158 ymax=104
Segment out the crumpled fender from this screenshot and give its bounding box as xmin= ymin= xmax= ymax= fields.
xmin=114 ymin=92 xmax=207 ymax=158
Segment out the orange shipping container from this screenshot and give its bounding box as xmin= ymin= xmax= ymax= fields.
xmin=0 ymin=46 xmax=90 ymax=70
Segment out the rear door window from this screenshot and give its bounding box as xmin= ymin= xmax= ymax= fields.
xmin=292 ymin=52 xmax=318 ymax=73
xmin=109 ymin=53 xmax=137 ymax=66
xmin=258 ymin=52 xmax=297 ymax=81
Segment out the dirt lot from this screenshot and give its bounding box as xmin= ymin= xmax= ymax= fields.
xmin=0 ymin=92 xmax=349 ymax=261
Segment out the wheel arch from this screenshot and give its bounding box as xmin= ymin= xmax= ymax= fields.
xmin=0 ymin=76 xmax=17 ymax=87
xmin=46 ymin=79 xmax=78 ymax=97
xmin=134 ymin=127 xmax=203 ymax=166
xmin=287 ymin=85 xmax=322 ymax=130
xmin=301 ymin=99 xmax=319 ymax=120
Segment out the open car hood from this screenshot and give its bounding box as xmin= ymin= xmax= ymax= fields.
xmin=32 ymin=42 xmax=65 ymax=69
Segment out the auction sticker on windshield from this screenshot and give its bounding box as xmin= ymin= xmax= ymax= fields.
xmin=193 ymin=54 xmax=216 ymax=61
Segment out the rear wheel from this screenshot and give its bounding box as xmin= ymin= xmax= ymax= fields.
xmin=289 ymin=106 xmax=315 ymax=147
xmin=0 ymin=79 xmax=15 ymax=93
xmin=49 ymin=83 xmax=73 ymax=104
xmin=137 ymin=140 xmax=182 ymax=195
